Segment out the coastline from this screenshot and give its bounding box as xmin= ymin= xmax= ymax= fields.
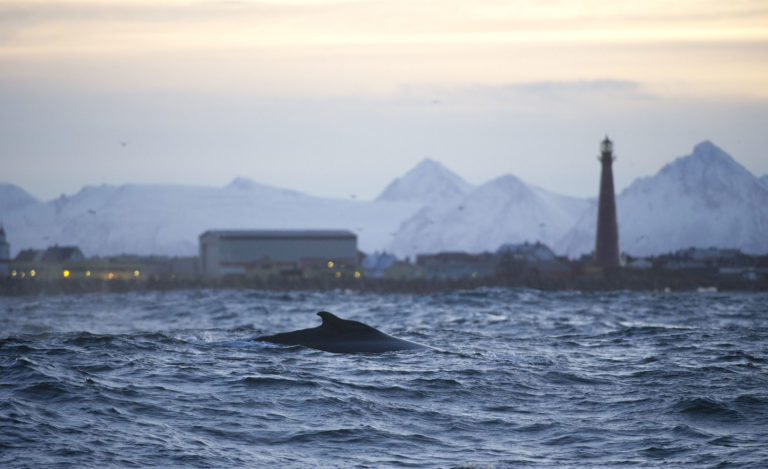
xmin=2 ymin=269 xmax=766 ymax=296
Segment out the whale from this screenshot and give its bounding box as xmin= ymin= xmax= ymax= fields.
xmin=253 ymin=311 xmax=428 ymax=353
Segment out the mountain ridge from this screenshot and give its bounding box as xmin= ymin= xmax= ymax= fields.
xmin=387 ymin=172 xmax=590 ymax=257
xmin=1 ymin=140 xmax=766 ymax=258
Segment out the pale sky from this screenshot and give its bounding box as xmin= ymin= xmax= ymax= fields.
xmin=2 ymin=0 xmax=767 ymax=201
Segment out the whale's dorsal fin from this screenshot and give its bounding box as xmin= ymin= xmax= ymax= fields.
xmin=317 ymin=311 xmax=376 ymax=332
xmin=317 ymin=311 xmax=345 ymax=327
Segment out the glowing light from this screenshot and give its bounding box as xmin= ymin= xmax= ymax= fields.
xmin=62 ymin=270 xmax=70 ymax=278
xmin=327 ymin=261 xmax=334 ymax=269
xmin=11 ymin=270 xmax=17 ymax=277
xmin=29 ymin=269 xmax=36 ymax=278
xmin=85 ymin=270 xmax=91 ymax=277
xmin=335 ymin=271 xmax=342 ymax=278
xmin=108 ymin=272 xmax=115 ymax=280
xmin=354 ymin=271 xmax=361 ymax=279
xmin=133 ymin=270 xmax=140 ymax=277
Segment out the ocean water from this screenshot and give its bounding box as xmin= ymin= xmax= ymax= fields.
xmin=1 ymin=288 xmax=767 ymax=468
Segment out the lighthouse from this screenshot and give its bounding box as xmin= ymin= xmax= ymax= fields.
xmin=0 ymin=225 xmax=9 ymax=278
xmin=594 ymin=136 xmax=621 ymax=268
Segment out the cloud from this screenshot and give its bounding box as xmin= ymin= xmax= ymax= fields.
xmin=397 ymin=80 xmax=656 ymax=115
xmin=1 ymin=2 xmax=766 ymax=103
xmin=3 ymin=0 xmax=768 ymax=51
xmin=509 ymin=79 xmax=655 ymax=101
xmin=512 ymin=79 xmax=641 ymax=94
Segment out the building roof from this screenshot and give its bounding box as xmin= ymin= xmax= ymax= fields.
xmin=41 ymin=246 xmax=85 ymax=262
xmin=199 ymin=230 xmax=356 ymax=240
xmin=15 ymin=249 xmax=42 ymax=262
xmin=497 ymin=241 xmax=557 ymax=262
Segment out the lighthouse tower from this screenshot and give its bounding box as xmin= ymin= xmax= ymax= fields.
xmin=0 ymin=225 xmax=9 ymax=278
xmin=594 ymin=137 xmax=621 ymax=268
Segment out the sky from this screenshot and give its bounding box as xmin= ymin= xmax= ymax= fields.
xmin=2 ymin=0 xmax=767 ymax=202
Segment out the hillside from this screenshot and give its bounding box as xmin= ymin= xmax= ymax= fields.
xmin=558 ymin=141 xmax=768 ymax=256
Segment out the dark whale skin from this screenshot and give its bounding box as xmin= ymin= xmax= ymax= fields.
xmin=253 ymin=311 xmax=427 ymax=354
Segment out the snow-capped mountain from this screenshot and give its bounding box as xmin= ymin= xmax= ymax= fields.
xmin=387 ymin=174 xmax=590 ymax=258
xmin=558 ymin=141 xmax=768 ymax=257
xmin=2 ymin=141 xmax=766 ymax=260
xmin=0 ymin=179 xmax=421 ymax=257
xmin=376 ymin=158 xmax=475 ymax=206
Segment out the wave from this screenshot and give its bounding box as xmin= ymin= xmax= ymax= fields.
xmin=277 ymin=426 xmax=443 ymax=447
xmin=2 ymin=288 xmax=767 ymax=468
xmin=672 ymin=396 xmax=743 ymax=421
xmin=543 ymin=370 xmax=612 ymax=385
xmin=235 ymin=376 xmax=320 ymax=388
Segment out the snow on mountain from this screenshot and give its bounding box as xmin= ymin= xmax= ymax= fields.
xmin=387 ymin=174 xmax=590 ymax=258
xmin=376 ymin=158 xmax=475 ymax=206
xmin=3 ymin=142 xmax=764 ymax=260
xmin=0 ymin=183 xmax=40 ymax=214
xmin=558 ymin=141 xmax=768 ymax=257
xmin=1 ymin=179 xmax=421 ymax=257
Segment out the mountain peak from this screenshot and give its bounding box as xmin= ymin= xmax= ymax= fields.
xmin=693 ymin=139 xmax=717 ymax=152
xmin=412 ymin=157 xmax=442 ymax=170
xmin=650 ymin=140 xmax=753 ymax=187
xmin=487 ymin=174 xmax=525 ymax=187
xmin=406 ymin=158 xmax=458 ymax=179
xmin=376 ymin=158 xmax=474 ymax=204
xmin=226 ymin=177 xmax=259 ymax=190
xmin=225 ymin=177 xmax=306 ymax=199
xmin=691 ymin=140 xmax=736 ymax=164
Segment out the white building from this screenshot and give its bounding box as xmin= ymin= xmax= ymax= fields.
xmin=199 ymin=230 xmax=357 ymax=278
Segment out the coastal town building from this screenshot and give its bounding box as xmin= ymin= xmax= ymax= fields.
xmin=416 ymin=252 xmax=496 ymax=280
xmin=199 ymin=230 xmax=358 ymax=278
xmin=40 ymin=246 xmax=85 ymax=263
xmin=14 ymin=245 xmax=85 ymax=263
xmin=496 ymin=242 xmax=570 ymax=276
xmin=359 ymin=251 xmax=398 ymax=278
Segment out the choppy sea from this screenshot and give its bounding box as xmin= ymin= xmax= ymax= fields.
xmin=1 ymin=288 xmax=767 ymax=468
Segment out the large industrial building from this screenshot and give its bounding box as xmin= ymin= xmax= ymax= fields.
xmin=199 ymin=230 xmax=358 ymax=278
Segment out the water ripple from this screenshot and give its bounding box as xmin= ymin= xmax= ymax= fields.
xmin=1 ymin=288 xmax=767 ymax=467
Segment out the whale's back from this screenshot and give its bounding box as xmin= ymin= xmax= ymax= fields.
xmin=254 ymin=311 xmax=427 ymax=353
